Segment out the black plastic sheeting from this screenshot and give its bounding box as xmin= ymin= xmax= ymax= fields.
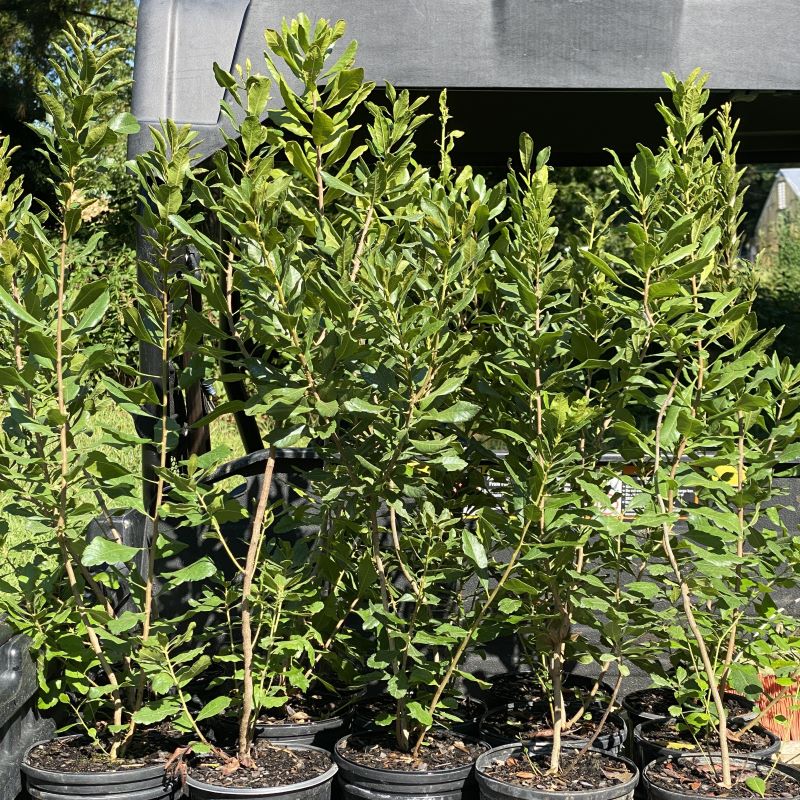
xmin=0 ymin=623 xmax=54 ymax=800
xmin=129 ymin=0 xmax=800 ymax=166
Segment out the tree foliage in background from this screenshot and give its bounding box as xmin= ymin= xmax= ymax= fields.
xmin=1 ymin=1 xmax=139 ymax=378
xmin=754 ymin=204 xmax=800 ymax=363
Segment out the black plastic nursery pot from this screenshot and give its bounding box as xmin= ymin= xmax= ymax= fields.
xmin=475 ymin=744 xmax=640 ymax=800
xmin=483 ymin=672 xmax=614 ymax=707
xmin=632 ymin=720 xmax=780 ymax=771
xmin=212 ymin=713 xmax=348 ymax=751
xmin=21 ymin=737 xmax=180 ymax=800
xmin=333 ymin=732 xmax=490 ymax=800
xmin=479 ymin=706 xmax=628 ymax=756
xmin=621 ymin=689 xmax=756 ymax=732
xmin=642 ymin=754 xmax=800 ymax=800
xmin=351 ymin=696 xmax=487 ymax=739
xmin=186 ymin=743 xmax=338 ymax=800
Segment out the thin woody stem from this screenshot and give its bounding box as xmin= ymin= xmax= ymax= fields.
xmin=239 ymin=451 xmax=276 ymax=763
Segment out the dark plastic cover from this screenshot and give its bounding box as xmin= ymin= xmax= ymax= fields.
xmin=129 ymin=0 xmax=800 ymax=164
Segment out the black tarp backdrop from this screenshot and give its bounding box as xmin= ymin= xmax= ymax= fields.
xmin=125 ymin=0 xmax=800 ymax=690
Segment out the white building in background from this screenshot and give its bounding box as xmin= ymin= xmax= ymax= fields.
xmin=754 ymin=169 xmax=800 ymax=255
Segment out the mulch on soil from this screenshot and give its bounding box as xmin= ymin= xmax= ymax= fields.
xmin=254 ymin=691 xmax=343 ymax=725
xmin=352 ymin=694 xmax=484 ymax=727
xmin=26 ymin=728 xmax=188 ymax=773
xmin=337 ymin=729 xmax=488 ymax=772
xmin=189 ymin=741 xmax=332 ymax=789
xmin=646 ymin=759 xmax=800 ymax=798
xmin=642 ymin=719 xmax=773 ymax=755
xmin=481 ymin=704 xmax=623 ymax=743
xmin=628 ymin=689 xmax=753 ymax=719
xmin=482 ymin=749 xmax=634 ymax=792
xmin=487 ymin=672 xmax=610 ymax=705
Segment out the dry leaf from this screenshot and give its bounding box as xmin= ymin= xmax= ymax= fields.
xmin=220 ymin=758 xmax=241 ymax=775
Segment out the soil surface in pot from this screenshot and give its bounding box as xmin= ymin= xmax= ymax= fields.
xmin=189 ymin=741 xmax=332 ymax=789
xmin=488 ymin=673 xmax=610 ymax=705
xmin=352 ymin=694 xmax=483 ymax=727
xmin=258 ymin=691 xmax=344 ymax=724
xmin=26 ymin=727 xmax=187 ymax=773
xmin=482 ymin=705 xmax=623 ymax=743
xmin=627 ymin=689 xmax=752 ymax=718
xmin=647 ymin=759 xmax=800 ymax=798
xmin=641 ymin=720 xmax=772 ymax=755
xmin=483 ymin=749 xmax=633 ymax=792
xmin=337 ymin=729 xmax=488 ymax=772
xmin=214 ymin=691 xmax=344 ymax=735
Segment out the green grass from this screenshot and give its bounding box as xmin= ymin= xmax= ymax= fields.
xmin=0 ymin=387 xmax=246 ymax=564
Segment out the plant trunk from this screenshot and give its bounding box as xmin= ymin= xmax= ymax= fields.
xmin=238 ymin=451 xmax=276 ymax=764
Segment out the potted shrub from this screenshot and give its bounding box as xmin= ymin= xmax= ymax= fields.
xmin=462 ymin=129 xmax=647 ymax=800
xmin=130 ymin=16 xmax=391 ymax=799
xmin=0 ymin=24 xmax=219 ymax=799
xmin=323 ymin=90 xmax=512 ymax=799
xmin=602 ymin=71 xmax=800 ymax=797
xmin=475 ymin=124 xmax=667 ymax=773
xmin=169 ymin=18 xmax=513 ymax=799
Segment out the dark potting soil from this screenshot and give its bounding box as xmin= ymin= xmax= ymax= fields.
xmin=488 ymin=673 xmax=610 ymax=705
xmin=482 ymin=704 xmax=622 ymax=743
xmin=189 ymin=741 xmax=332 ymax=789
xmin=353 ymin=694 xmax=483 ymax=726
xmin=642 ymin=720 xmax=772 ymax=755
xmin=647 ymin=759 xmax=800 ymax=799
xmin=214 ymin=692 xmax=344 ymax=735
xmin=337 ymin=729 xmax=488 ymax=772
xmin=483 ymin=749 xmax=634 ymax=792
xmin=629 ymin=689 xmax=753 ymax=718
xmin=258 ymin=691 xmax=343 ymax=725
xmin=25 ymin=728 xmax=188 ymax=773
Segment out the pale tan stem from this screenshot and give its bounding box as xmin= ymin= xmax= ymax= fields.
xmin=569 ymin=673 xmax=624 ymax=764
xmin=389 ymin=506 xmax=419 ymax=595
xmin=55 ymin=187 xmax=124 ymax=751
xmin=238 ymin=452 xmax=276 ymax=763
xmin=349 ymin=204 xmax=374 ymax=282
xmin=412 ymin=519 xmax=532 ymax=757
xmin=565 ymin=661 xmax=612 ymax=730
xmin=721 ymin=411 xmax=746 ymax=690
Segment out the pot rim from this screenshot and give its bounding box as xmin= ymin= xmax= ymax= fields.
xmin=214 ymin=712 xmax=346 ymax=731
xmin=475 ymin=742 xmax=640 ymax=798
xmin=642 ymin=753 xmax=799 ymax=800
xmin=479 ymin=705 xmax=627 ymax=738
xmin=634 ymin=719 xmax=779 ymax=750
xmin=333 ymin=731 xmax=489 ymax=777
xmin=185 ymin=743 xmax=337 ymax=796
xmin=622 ymin=688 xmax=755 ymax=715
xmin=21 ymin=735 xmax=169 ymax=781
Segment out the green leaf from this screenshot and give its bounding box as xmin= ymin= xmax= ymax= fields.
xmin=462 ymin=530 xmax=487 ymax=569
xmin=321 ymin=171 xmax=365 ymax=197
xmin=0 ymin=284 xmax=40 ymax=327
xmin=163 ymin=557 xmax=217 ymax=586
xmin=195 ymin=696 xmax=232 ymax=722
xmin=406 ymin=701 xmax=433 ymax=727
xmin=498 ymin=598 xmax=522 ymax=614
xmin=81 ymin=537 xmax=139 ymax=567
xmin=422 ymin=401 xmax=480 ymax=423
xmin=109 ymin=112 xmax=140 ymax=135
xmin=344 ymin=397 xmax=383 ymax=415
xmin=519 ymin=132 xmax=534 ymax=172
xmin=745 ymin=777 xmax=766 ymax=798
xmin=132 ymin=698 xmax=180 ymax=725
xmin=311 ymin=108 xmax=335 ymax=145
xmin=74 ymin=289 xmax=109 ymax=333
